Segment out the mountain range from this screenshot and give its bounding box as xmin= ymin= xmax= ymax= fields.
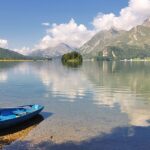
xmin=80 ymin=18 xmax=150 ymax=60
xmin=0 ymin=47 xmax=27 ymax=60
xmin=29 ymin=43 xmax=74 ymax=58
xmin=0 ymin=18 xmax=150 ymax=60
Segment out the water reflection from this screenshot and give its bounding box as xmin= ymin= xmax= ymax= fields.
xmin=0 ymin=63 xmax=17 ymax=83
xmin=82 ymin=61 xmax=150 ymax=127
xmin=33 ymin=61 xmax=150 ymax=127
xmin=0 ymin=61 xmax=150 ymax=129
xmin=0 ymin=72 xmax=7 ymax=83
xmin=31 ymin=62 xmax=91 ymax=101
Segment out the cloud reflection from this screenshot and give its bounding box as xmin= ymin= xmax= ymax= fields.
xmin=31 ymin=61 xmax=150 ymax=127
xmin=0 ymin=72 xmax=7 ymax=82
xmin=2 ymin=61 xmax=150 ymax=127
xmin=32 ymin=62 xmax=91 ymax=101
xmin=83 ymin=61 xmax=150 ymax=127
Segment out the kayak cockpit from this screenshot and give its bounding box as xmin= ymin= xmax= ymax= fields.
xmin=0 ymin=104 xmax=44 ymax=129
xmin=0 ymin=104 xmax=43 ymax=121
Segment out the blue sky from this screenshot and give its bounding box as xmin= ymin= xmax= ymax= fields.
xmin=0 ymin=0 xmax=128 ymax=49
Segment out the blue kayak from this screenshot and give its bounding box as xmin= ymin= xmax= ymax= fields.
xmin=0 ymin=104 xmax=44 ymax=129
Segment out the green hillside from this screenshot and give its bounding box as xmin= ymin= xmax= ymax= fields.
xmin=0 ymin=48 xmax=28 ymax=60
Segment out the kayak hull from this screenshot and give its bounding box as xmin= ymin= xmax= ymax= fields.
xmin=0 ymin=104 xmax=44 ymax=129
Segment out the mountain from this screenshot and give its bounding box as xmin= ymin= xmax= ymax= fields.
xmin=30 ymin=43 xmax=75 ymax=58
xmin=0 ymin=47 xmax=27 ymax=60
xmin=143 ymin=18 xmax=150 ymax=27
xmin=80 ymin=28 xmax=125 ymax=57
xmin=80 ymin=18 xmax=150 ymax=60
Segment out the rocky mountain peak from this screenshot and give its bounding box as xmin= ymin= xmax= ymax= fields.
xmin=29 ymin=43 xmax=75 ymax=58
xmin=143 ymin=17 xmax=150 ymax=27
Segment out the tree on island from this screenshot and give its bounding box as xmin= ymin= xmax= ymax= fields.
xmin=61 ymin=51 xmax=83 ymax=67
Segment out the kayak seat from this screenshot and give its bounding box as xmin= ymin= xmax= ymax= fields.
xmin=25 ymin=105 xmax=39 ymax=113
xmin=12 ymin=108 xmax=35 ymax=116
xmin=12 ymin=109 xmax=27 ymax=116
xmin=25 ymin=108 xmax=35 ymax=113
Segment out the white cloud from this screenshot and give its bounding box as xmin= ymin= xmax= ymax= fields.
xmin=42 ymin=22 xmax=50 ymax=26
xmin=9 ymin=0 xmax=150 ymax=53
xmin=0 ymin=39 xmax=8 ymax=48
xmin=93 ymin=0 xmax=150 ymax=31
xmin=35 ymin=0 xmax=150 ymax=50
xmin=36 ymin=19 xmax=95 ymax=49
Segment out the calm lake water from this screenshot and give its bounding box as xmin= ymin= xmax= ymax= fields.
xmin=1 ymin=61 xmax=150 ymax=150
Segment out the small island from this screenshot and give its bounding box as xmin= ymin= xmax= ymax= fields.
xmin=61 ymin=51 xmax=83 ymax=67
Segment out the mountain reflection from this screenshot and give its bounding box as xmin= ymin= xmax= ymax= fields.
xmin=0 ymin=61 xmax=150 ymax=127
xmin=82 ymin=61 xmax=150 ymax=127
xmin=0 ymin=62 xmax=21 ymax=83
xmin=33 ymin=61 xmax=150 ymax=127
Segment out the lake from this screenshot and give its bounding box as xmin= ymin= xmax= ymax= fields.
xmin=0 ymin=61 xmax=150 ymax=150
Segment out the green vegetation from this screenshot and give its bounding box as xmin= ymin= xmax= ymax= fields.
xmin=0 ymin=48 xmax=29 ymax=60
xmin=61 ymin=51 xmax=83 ymax=67
xmin=0 ymin=47 xmax=50 ymax=61
xmin=96 ymin=45 xmax=150 ymax=61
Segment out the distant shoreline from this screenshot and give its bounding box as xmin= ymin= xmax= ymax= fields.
xmin=120 ymin=59 xmax=150 ymax=62
xmin=1 ymin=58 xmax=150 ymax=62
xmin=84 ymin=58 xmax=150 ymax=62
xmin=0 ymin=59 xmax=34 ymax=62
